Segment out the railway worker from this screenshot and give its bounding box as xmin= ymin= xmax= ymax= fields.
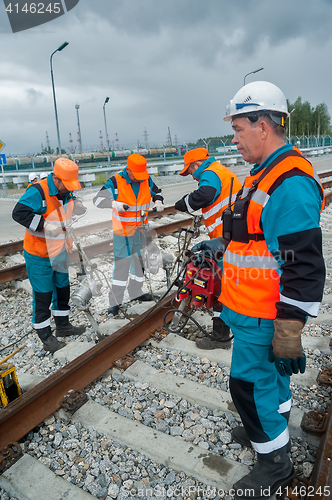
xmin=40 ymin=172 xmax=48 ymax=180
xmin=193 ymin=81 xmax=325 ymax=498
xmin=27 ymin=172 xmax=39 ymax=187
xmin=93 ymin=153 xmax=164 ymax=317
xmin=174 ymin=147 xmax=242 ymax=350
xmin=12 ymin=158 xmax=87 ymax=353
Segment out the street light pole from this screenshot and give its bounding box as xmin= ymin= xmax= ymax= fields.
xmin=244 ymin=67 xmax=264 ymax=86
xmin=289 ymin=109 xmax=295 ymax=144
xmin=50 ymin=41 xmax=69 ymax=157
xmin=103 ymin=97 xmax=111 ymax=166
xmin=75 ymin=104 xmax=83 ymax=153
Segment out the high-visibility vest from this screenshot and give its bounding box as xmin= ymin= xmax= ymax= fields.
xmin=24 ymin=178 xmax=74 ymax=258
xmin=220 ymin=149 xmax=325 ymax=319
xmin=112 ymin=174 xmax=151 ymax=237
xmin=201 ymin=162 xmax=242 ymax=238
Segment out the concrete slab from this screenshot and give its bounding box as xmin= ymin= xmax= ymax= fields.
xmin=302 ymin=335 xmax=331 ymax=355
xmin=72 ymin=400 xmax=250 ymax=490
xmin=53 ymin=341 xmax=92 ymax=362
xmin=125 ymin=360 xmax=237 ymax=413
xmin=13 ymin=279 xmax=32 ymax=295
xmin=0 ymin=454 xmax=95 ymax=500
xmin=99 ymin=318 xmax=130 ymax=336
xmin=154 ymin=333 xmax=320 ymax=388
xmin=154 ymin=332 xmax=232 ymax=366
xmin=17 ymin=371 xmax=44 ymax=392
xmin=126 ymin=301 xmax=156 ymax=316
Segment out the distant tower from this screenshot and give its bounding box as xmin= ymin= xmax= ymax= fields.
xmin=167 ymin=127 xmax=172 ymax=147
xmin=69 ymin=133 xmax=74 ymax=153
xmin=75 ymin=104 xmax=82 ymax=153
xmin=115 ymin=133 xmax=119 ymax=150
xmin=46 ymin=131 xmax=51 ymax=152
xmin=99 ymin=131 xmax=104 ymax=151
xmin=143 ymin=127 xmax=149 ymax=149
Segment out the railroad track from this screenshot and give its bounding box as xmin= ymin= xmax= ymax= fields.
xmin=0 ymin=177 xmax=332 ymax=498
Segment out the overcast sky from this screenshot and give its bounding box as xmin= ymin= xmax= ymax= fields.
xmin=1 ymin=0 xmax=332 ymax=156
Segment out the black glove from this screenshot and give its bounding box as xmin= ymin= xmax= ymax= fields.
xmin=191 ymin=238 xmax=225 ymax=263
xmin=175 ymin=197 xmax=187 ymax=212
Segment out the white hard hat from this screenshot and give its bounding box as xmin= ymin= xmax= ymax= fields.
xmin=224 ymin=81 xmax=289 ymax=125
xmin=28 ymin=172 xmax=38 ymax=182
xmin=40 ymin=172 xmax=48 ymax=179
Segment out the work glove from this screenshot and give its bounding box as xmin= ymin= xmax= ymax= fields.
xmin=191 ymin=238 xmax=225 ymax=265
xmin=174 ymin=197 xmax=187 ymax=212
xmin=153 ymin=200 xmax=164 ymax=212
xmin=44 ymin=220 xmax=61 ymax=238
xmin=112 ymin=200 xmax=129 ymax=213
xmin=268 ymin=319 xmax=306 ymax=376
xmin=73 ymin=199 xmax=87 ymax=216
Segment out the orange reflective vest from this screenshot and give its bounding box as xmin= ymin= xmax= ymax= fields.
xmin=201 ymin=162 xmax=242 ymax=239
xmin=220 ymin=149 xmax=325 ymax=319
xmin=112 ymin=174 xmax=151 ymax=237
xmin=24 ymin=178 xmax=74 ymax=258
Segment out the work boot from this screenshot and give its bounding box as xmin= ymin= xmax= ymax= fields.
xmin=108 ymin=304 xmax=120 ymax=317
xmin=232 ymin=426 xmax=291 ymax=453
xmin=54 ymin=316 xmax=86 ymax=337
xmin=36 ymin=325 xmax=66 ymax=353
xmin=42 ymin=335 xmax=66 ymax=353
xmin=134 ymin=292 xmax=159 ymax=302
xmin=196 ymin=318 xmax=232 ymax=350
xmin=233 ymin=444 xmax=295 ymax=499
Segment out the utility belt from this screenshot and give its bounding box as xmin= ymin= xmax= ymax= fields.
xmin=222 ymin=183 xmax=265 ymax=243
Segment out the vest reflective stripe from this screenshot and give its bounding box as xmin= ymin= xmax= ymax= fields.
xmin=201 ymin=162 xmax=242 ymax=239
xmin=125 ymin=203 xmax=150 ymax=211
xmin=23 ymin=178 xmax=74 ymax=258
xmin=251 ymin=189 xmax=270 ymax=207
xmin=112 ymin=174 xmax=151 ymax=237
xmin=112 ymin=212 xmax=147 ymax=223
xmin=220 ymin=149 xmax=325 ymax=319
xmin=224 ymin=249 xmax=278 ymax=269
xmin=25 ymin=228 xmax=67 ymax=240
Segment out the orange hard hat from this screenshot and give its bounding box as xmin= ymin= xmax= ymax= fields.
xmin=180 ymin=148 xmax=209 ymax=176
xmin=127 ymin=153 xmax=149 ymax=180
xmin=53 ymin=158 xmax=81 ymax=191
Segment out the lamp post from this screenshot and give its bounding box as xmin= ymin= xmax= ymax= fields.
xmin=75 ymin=104 xmax=82 ymax=153
xmin=244 ymin=67 xmax=264 ymax=86
xmin=289 ymin=109 xmax=295 ymax=144
xmin=103 ymin=97 xmax=111 ymax=166
xmin=50 ymin=41 xmax=69 ymax=157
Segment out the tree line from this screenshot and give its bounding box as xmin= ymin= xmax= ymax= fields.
xmin=287 ymin=98 xmax=331 ymax=137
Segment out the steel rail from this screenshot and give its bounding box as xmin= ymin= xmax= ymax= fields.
xmin=0 ymin=293 xmax=176 ymax=448
xmin=306 ymin=398 xmax=332 ymax=499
